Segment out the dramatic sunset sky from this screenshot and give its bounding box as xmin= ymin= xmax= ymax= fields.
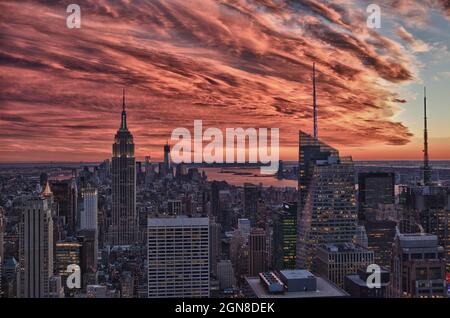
xmin=1 ymin=0 xmax=449 ymax=162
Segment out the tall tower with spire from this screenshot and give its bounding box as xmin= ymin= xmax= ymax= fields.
xmin=422 ymin=87 xmax=432 ymax=185
xmin=111 ymin=89 xmax=137 ymax=245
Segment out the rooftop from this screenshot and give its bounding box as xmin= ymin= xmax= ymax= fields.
xmin=246 ymin=275 xmax=348 ymax=298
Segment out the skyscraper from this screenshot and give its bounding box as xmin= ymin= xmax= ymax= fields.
xmin=54 ymin=241 xmax=81 ymax=295
xmin=296 ymin=132 xmax=358 ymax=270
xmin=273 ymin=202 xmax=297 ymax=270
xmin=390 ymin=230 xmax=446 ymax=298
xmin=296 ymin=64 xmax=357 ymax=270
xmin=248 ymin=228 xmax=267 ymax=276
xmin=162 ymin=142 xmax=172 ymax=178
xmin=80 ymin=187 xmax=98 ymax=231
xmin=111 ymin=90 xmax=137 ymax=245
xmin=147 ymin=217 xmax=210 ymax=298
xmin=50 ymin=178 xmax=77 ymax=233
xmin=18 ymin=191 xmax=54 ymax=298
xmin=358 ymin=172 xmax=395 ymax=221
xmin=244 ymin=183 xmax=259 ymax=226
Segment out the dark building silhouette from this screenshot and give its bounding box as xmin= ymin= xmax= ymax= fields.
xmin=273 ymin=202 xmax=297 ymax=270
xmin=358 ymin=172 xmax=395 ymax=221
xmin=248 ymin=228 xmax=267 ymax=276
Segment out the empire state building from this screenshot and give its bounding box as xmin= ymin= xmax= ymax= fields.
xmin=111 ymin=90 xmax=137 ymax=245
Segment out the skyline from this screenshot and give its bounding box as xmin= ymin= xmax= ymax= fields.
xmin=1 ymin=1 xmax=450 ymax=162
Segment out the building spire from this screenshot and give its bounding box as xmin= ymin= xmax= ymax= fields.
xmin=122 ymin=88 xmax=126 ymax=112
xmin=423 ymin=86 xmax=431 ymax=185
xmin=121 ymin=88 xmax=127 ymax=130
xmin=313 ymin=63 xmax=317 ymax=144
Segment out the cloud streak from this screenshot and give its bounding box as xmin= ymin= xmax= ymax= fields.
xmin=0 ymin=0 xmax=448 ymax=161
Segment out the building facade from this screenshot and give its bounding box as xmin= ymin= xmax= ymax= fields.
xmin=315 ymin=243 xmax=374 ymax=288
xmin=390 ymin=231 xmax=446 ymax=298
xmin=297 ymin=132 xmax=358 ymax=270
xmin=18 ymin=194 xmax=54 ymax=298
xmin=147 ymin=217 xmax=210 ymax=298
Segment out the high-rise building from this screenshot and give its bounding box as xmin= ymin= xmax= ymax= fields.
xmin=120 ymin=271 xmax=134 ymax=298
xmin=315 ymin=243 xmax=374 ymax=288
xmin=237 ymin=218 xmax=251 ymax=238
xmin=77 ymin=230 xmax=97 ymax=286
xmin=80 ymin=187 xmax=98 ymax=231
xmin=48 ymin=275 xmax=64 ymax=298
xmin=55 ymin=241 xmax=81 ymax=295
xmin=18 ymin=193 xmax=54 ymax=298
xmin=3 ymin=257 xmax=19 ymax=298
xmin=209 ymin=220 xmax=221 ymax=276
xmin=296 ymin=132 xmax=358 ymax=270
xmin=162 ymin=142 xmax=172 ymax=178
xmin=217 ymin=260 xmax=236 ymax=290
xmin=365 ymin=220 xmax=397 ymax=269
xmin=358 ymin=172 xmax=395 ymax=221
xmin=147 ymin=217 xmax=209 ymax=298
xmin=50 ymin=179 xmax=77 ymax=233
xmin=111 ymin=90 xmax=137 ymax=245
xmin=167 ymin=199 xmax=182 ymax=215
xmin=248 ymin=228 xmax=267 ymax=276
xmin=400 ymin=185 xmax=450 ymax=272
xmin=272 ymin=202 xmax=297 ymax=270
xmin=390 ymin=230 xmax=446 ymax=298
xmin=244 ymin=183 xmax=259 ymax=226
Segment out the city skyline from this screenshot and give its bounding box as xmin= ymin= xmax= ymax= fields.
xmin=1 ymin=1 xmax=450 ymax=162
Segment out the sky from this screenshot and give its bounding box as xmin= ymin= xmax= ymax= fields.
xmin=0 ymin=0 xmax=449 ymax=162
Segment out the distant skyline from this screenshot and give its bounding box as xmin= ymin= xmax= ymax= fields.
xmin=1 ymin=1 xmax=450 ymax=162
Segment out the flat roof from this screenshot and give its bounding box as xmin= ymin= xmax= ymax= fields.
xmin=246 ymin=276 xmax=348 ymax=298
xmin=148 ymin=216 xmax=209 ymax=227
xmin=280 ymin=270 xmax=315 ymax=280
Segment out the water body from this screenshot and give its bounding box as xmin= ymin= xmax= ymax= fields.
xmin=199 ymin=167 xmax=297 ymax=188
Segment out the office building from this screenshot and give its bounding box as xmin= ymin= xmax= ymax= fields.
xmin=358 ymin=172 xmax=395 ymax=221
xmin=365 ymin=220 xmax=397 ymax=269
xmin=209 ymin=220 xmax=221 ymax=275
xmin=315 ymin=243 xmax=374 ymax=288
xmin=237 ymin=218 xmax=251 ymax=238
xmin=272 ymin=202 xmax=297 ymax=270
xmin=297 ymin=132 xmax=358 ymax=270
xmin=391 ymin=230 xmax=446 ymax=297
xmin=18 ymin=193 xmax=54 ymax=298
xmin=244 ymin=183 xmax=259 ymax=226
xmin=400 ymin=185 xmax=449 ymax=272
xmin=50 ymin=179 xmax=77 ymax=233
xmin=147 ymin=217 xmax=209 ymax=298
xmin=248 ymin=228 xmax=267 ymax=276
xmin=80 ymin=187 xmax=98 ymax=231
xmin=55 ymin=241 xmax=81 ymax=295
xmin=217 ymin=260 xmax=236 ymax=290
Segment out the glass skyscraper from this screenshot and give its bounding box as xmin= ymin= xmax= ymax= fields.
xmin=296 ymin=131 xmax=358 ymax=270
